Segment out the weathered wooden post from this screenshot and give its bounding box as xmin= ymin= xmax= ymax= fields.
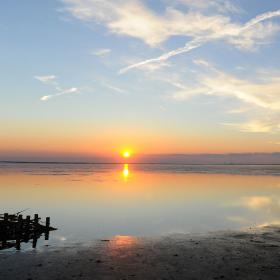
xmin=45 ymin=217 xmax=50 ymax=240
xmin=18 ymin=215 xmax=23 ymax=224
xmin=33 ymin=214 xmax=39 ymax=248
xmin=22 ymin=215 xmax=31 ymax=242
xmin=25 ymin=215 xmax=30 ymax=229
xmin=34 ymin=214 xmax=39 ymax=223
xmin=34 ymin=214 xmax=39 ymax=231
xmin=32 ymin=233 xmax=38 ymax=249
xmin=16 ymin=215 xmax=23 ymax=250
xmin=17 ymin=214 xmax=23 ymax=232
xmin=4 ymin=213 xmax=8 ymax=222
xmin=1 ymin=212 xmax=56 ymax=251
xmin=2 ymin=213 xmax=9 ymax=247
xmin=16 ymin=238 xmax=21 ymax=250
xmin=46 ymin=217 xmax=50 ymax=228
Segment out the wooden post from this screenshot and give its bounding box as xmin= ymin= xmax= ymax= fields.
xmin=1 ymin=212 xmax=55 ymax=251
xmin=2 ymin=213 xmax=8 ymax=247
xmin=18 ymin=214 xmax=23 ymax=223
xmin=34 ymin=214 xmax=39 ymax=231
xmin=15 ymin=215 xmax=23 ymax=250
xmin=16 ymin=238 xmax=21 ymax=250
xmin=32 ymin=236 xmax=38 ymax=249
xmin=34 ymin=214 xmax=39 ymax=223
xmin=26 ymin=215 xmax=30 ymax=229
xmin=17 ymin=215 xmax=23 ymax=232
xmin=46 ymin=217 xmax=50 ymax=228
xmin=4 ymin=213 xmax=8 ymax=222
xmin=45 ymin=231 xmax=49 ymax=241
xmin=45 ymin=217 xmax=50 ymax=240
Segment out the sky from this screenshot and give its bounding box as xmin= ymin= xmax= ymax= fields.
xmin=1 ymin=0 xmax=280 ymax=161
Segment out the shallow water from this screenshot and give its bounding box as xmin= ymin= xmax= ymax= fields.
xmin=1 ymin=163 xmax=280 ymax=249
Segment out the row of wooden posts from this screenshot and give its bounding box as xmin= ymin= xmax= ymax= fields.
xmin=2 ymin=213 xmax=49 ymax=225
xmin=0 ymin=213 xmax=54 ymax=250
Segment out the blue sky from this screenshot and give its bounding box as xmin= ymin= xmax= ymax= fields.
xmin=1 ymin=0 xmax=280 ymax=159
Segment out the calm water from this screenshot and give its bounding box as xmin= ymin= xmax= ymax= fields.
xmin=1 ymin=163 xmax=280 ymax=249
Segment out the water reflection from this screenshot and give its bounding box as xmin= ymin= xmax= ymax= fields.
xmin=0 ymin=213 xmax=56 ymax=251
xmin=105 ymin=235 xmax=138 ymax=260
xmin=110 ymin=235 xmax=137 ymax=248
xmin=122 ymin=164 xmax=130 ymax=181
xmin=1 ymin=163 xmax=280 ymax=247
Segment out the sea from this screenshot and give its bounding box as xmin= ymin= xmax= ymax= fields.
xmin=1 ymin=162 xmax=280 ymax=250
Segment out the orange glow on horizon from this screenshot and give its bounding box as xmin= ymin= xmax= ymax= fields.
xmin=3 ymin=124 xmax=280 ymax=156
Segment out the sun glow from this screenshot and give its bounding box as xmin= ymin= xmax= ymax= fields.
xmin=122 ymin=151 xmax=131 ymax=158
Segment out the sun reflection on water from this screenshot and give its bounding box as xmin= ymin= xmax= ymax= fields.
xmin=122 ymin=164 xmax=130 ymax=181
xmin=106 ymin=235 xmax=138 ymax=258
xmin=111 ymin=235 xmax=137 ymax=247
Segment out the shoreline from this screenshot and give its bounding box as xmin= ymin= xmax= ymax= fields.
xmin=1 ymin=226 xmax=280 ymax=279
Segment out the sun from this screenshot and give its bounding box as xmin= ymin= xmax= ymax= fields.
xmin=123 ymin=151 xmax=131 ymax=158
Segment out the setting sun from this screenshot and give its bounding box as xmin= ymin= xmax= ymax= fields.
xmin=123 ymin=151 xmax=131 ymax=158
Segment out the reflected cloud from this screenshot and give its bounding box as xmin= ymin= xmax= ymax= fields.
xmin=243 ymin=196 xmax=272 ymax=210
xmin=224 ymin=194 xmax=280 ymax=228
xmin=227 ymin=196 xmax=275 ymax=211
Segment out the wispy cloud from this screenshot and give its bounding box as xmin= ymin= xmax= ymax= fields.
xmin=103 ymin=83 xmax=125 ymax=93
xmin=35 ymin=75 xmax=80 ymax=101
xmin=243 ymin=10 xmax=280 ymax=30
xmin=34 ymin=75 xmax=57 ymax=85
xmin=226 ymin=107 xmax=249 ymax=114
xmin=269 ymin=141 xmax=280 ymax=146
xmin=119 ymin=9 xmax=280 ymax=73
xmin=223 ymin=120 xmax=280 ymax=133
xmin=90 ymin=48 xmax=111 ymax=57
xmin=40 ymin=87 xmax=79 ymax=101
xmin=119 ymin=39 xmax=203 ymax=74
xmin=62 ymin=1 xmax=280 ymax=74
xmin=172 ymin=69 xmax=280 ymax=110
xmin=176 ymin=0 xmax=241 ymax=14
xmin=163 ymin=59 xmax=280 ymax=134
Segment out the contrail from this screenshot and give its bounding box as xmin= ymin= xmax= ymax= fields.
xmin=119 ymin=9 xmax=280 ymax=74
xmin=119 ymin=39 xmax=204 ymax=74
xmin=41 ymin=87 xmax=79 ymax=101
xmin=243 ymin=9 xmax=280 ymax=30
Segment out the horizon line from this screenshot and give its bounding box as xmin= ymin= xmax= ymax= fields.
xmin=2 ymin=161 xmax=280 ymax=166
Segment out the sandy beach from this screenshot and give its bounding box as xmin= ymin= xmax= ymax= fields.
xmin=1 ymin=226 xmax=280 ymax=280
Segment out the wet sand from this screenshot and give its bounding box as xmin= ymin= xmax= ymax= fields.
xmin=1 ymin=226 xmax=280 ymax=280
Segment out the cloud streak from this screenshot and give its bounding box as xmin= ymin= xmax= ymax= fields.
xmin=40 ymin=87 xmax=79 ymax=101
xmin=119 ymin=39 xmax=203 ymax=74
xmin=243 ymin=10 xmax=280 ymax=30
xmin=35 ymin=75 xmax=80 ymax=101
xmin=91 ymin=48 xmax=111 ymax=57
xmin=34 ymin=75 xmax=57 ymax=85
xmin=176 ymin=0 xmax=241 ymax=14
xmin=172 ymin=69 xmax=280 ymax=111
xmin=62 ymin=1 xmax=280 ymax=73
xmin=119 ymin=9 xmax=280 ymax=73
